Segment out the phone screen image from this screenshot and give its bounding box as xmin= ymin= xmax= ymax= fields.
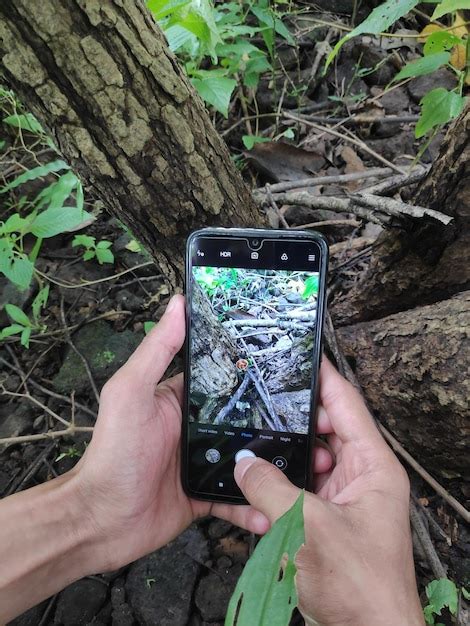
xmin=183 ymin=231 xmax=326 ymax=502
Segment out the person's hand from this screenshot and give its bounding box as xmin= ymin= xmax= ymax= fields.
xmin=234 ymin=359 xmax=424 ymax=626
xmin=71 ymin=295 xmax=333 ymax=573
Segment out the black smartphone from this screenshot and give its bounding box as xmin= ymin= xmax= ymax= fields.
xmin=182 ymin=228 xmax=328 ymax=503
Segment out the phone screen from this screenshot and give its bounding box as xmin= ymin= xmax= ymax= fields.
xmin=183 ymin=230 xmax=327 ymax=502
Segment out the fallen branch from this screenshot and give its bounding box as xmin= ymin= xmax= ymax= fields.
xmin=0 ymin=426 xmax=94 ymax=446
xmin=359 ymin=166 xmax=430 ymax=195
xmin=213 ymin=373 xmax=251 ymax=426
xmin=353 ymin=193 xmax=453 ymax=225
xmin=253 ymin=168 xmax=391 ymax=196
xmin=410 ymin=499 xmax=447 ymax=578
xmin=292 ymin=218 xmax=361 ymax=230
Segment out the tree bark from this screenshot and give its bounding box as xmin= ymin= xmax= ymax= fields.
xmin=337 ymin=292 xmax=470 ymax=482
xmin=332 ymin=105 xmax=470 ymax=326
xmin=0 ymin=0 xmax=261 ymax=287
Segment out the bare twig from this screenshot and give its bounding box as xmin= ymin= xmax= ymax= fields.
xmin=60 ymin=296 xmax=100 ymax=404
xmin=283 ymin=112 xmax=405 ymax=174
xmin=378 ymin=424 xmax=470 ymax=524
xmin=330 ymin=237 xmax=376 ymax=256
xmin=3 ymin=442 xmax=57 ymax=497
xmin=410 ymin=500 xmax=447 ymax=578
xmin=353 ymin=194 xmax=453 ymax=225
xmin=266 ymin=184 xmax=289 ymax=229
xmin=35 ymin=261 xmax=154 ymax=289
xmin=254 ymin=167 xmax=391 ymax=195
xmin=359 ymin=166 xmax=430 ymax=195
xmin=292 ymin=219 xmax=361 ymax=230
xmin=0 ymin=357 xmax=96 ymax=419
xmin=213 ymin=373 xmax=251 ymax=426
xmin=1 ymin=386 xmax=70 ymax=428
xmin=0 ymin=426 xmax=94 ymax=446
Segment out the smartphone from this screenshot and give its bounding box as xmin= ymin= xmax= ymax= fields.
xmin=182 ymin=228 xmax=328 ymax=503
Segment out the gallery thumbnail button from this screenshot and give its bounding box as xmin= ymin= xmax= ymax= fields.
xmin=272 ymin=456 xmax=288 ymax=470
xmin=205 ymin=449 xmax=221 ymax=464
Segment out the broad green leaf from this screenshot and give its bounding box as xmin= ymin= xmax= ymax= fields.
xmin=393 ymin=52 xmax=451 ymax=82
xmin=147 ymin=0 xmax=190 ymax=20
xmin=0 ymin=213 xmax=27 ymax=235
xmin=242 ymin=135 xmax=271 ymax=150
xmin=144 ymin=321 xmax=156 ymax=334
xmin=0 ymin=159 xmax=69 ymax=193
xmin=3 ymin=256 xmax=34 ymax=291
xmin=30 ymin=207 xmax=94 ymax=238
xmin=462 ymin=587 xmax=470 ymax=600
xmin=423 ymin=31 xmax=463 ymax=55
xmin=3 ymin=113 xmax=44 ymax=135
xmin=432 ymin=0 xmax=470 ymax=19
xmin=416 ymin=88 xmax=467 ymax=137
xmin=33 ymin=171 xmax=80 ymax=213
xmin=302 ymin=275 xmax=319 ymax=299
xmin=225 ymin=491 xmax=305 ymax=626
xmin=21 ymin=326 xmax=32 ymax=348
xmin=72 ymin=234 xmax=96 ymax=249
xmin=325 ymin=0 xmax=420 ymax=69
xmin=0 ymin=324 xmax=24 ymax=339
xmin=191 ymin=74 xmax=237 ymax=117
xmin=31 ymin=285 xmax=50 ymax=322
xmin=96 ymin=240 xmax=113 ymax=249
xmin=76 ymin=180 xmax=84 ymax=211
xmin=5 ymin=303 xmax=31 ymax=327
xmin=251 ymin=6 xmax=295 ymax=47
xmin=425 ymin=578 xmax=458 ymax=619
xmin=165 ymin=24 xmax=197 ymax=51
xmin=0 ymin=237 xmax=15 ymax=275
xmin=95 ymin=247 xmax=114 ymax=264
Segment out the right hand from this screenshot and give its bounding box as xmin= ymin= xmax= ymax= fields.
xmin=234 ymin=359 xmax=424 ymax=626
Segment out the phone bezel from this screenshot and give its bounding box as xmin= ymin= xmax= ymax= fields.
xmin=181 ymin=227 xmax=329 ymax=504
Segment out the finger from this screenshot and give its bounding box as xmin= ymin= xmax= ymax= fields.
xmin=312 ymin=469 xmax=333 ymax=495
xmin=234 ymin=457 xmax=304 ymax=522
xmin=211 ymin=503 xmax=270 ymax=535
xmin=124 ymin=295 xmax=185 ymax=382
xmin=160 ymin=372 xmax=184 ymax=406
xmin=316 ymin=405 xmax=333 ymax=434
xmin=312 ymin=442 xmax=334 ymax=474
xmin=319 ymin=358 xmax=381 ymax=446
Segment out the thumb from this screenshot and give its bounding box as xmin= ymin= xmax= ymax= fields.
xmin=234 ymin=457 xmax=301 ymax=523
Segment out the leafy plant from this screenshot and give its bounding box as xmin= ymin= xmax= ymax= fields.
xmin=147 ymin=0 xmax=293 ymax=116
xmin=55 ymin=444 xmax=83 ymax=463
xmin=0 ymin=286 xmax=49 ymax=348
xmin=423 ymin=578 xmax=458 ymax=625
xmin=324 ymin=1 xmax=469 ymax=140
xmin=72 ymin=235 xmax=114 ymax=265
xmin=226 ymin=492 xmax=305 ymax=626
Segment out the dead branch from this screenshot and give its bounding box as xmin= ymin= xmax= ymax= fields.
xmin=359 ymin=166 xmax=430 ymax=195
xmin=0 ymin=426 xmax=94 ymax=446
xmin=353 ymin=193 xmax=453 ymax=225
xmin=213 ymin=373 xmax=251 ymax=426
xmin=410 ymin=500 xmax=447 ymax=578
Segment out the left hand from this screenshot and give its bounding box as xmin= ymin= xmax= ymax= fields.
xmin=71 ymin=295 xmax=333 ymax=572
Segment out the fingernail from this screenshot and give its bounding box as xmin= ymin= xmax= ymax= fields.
xmin=166 ymin=295 xmax=178 ymax=314
xmin=234 ymin=456 xmax=257 ymax=482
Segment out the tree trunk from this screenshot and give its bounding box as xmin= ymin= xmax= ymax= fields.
xmin=337 ymin=292 xmax=470 ymax=483
xmin=0 ymin=0 xmax=261 ymax=287
xmin=332 ymin=105 xmax=470 ymax=325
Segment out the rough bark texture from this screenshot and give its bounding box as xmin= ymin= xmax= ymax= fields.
xmin=332 ymin=106 xmax=470 ymax=326
xmin=190 ymin=282 xmax=238 ymax=403
xmin=0 ymin=0 xmax=261 ymax=286
xmin=337 ymin=292 xmax=470 ymax=483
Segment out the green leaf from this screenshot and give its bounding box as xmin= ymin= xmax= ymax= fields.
xmin=38 ymin=171 xmax=79 ymax=212
xmin=76 ymin=180 xmax=84 ymax=211
xmin=325 ymin=0 xmax=420 ymax=69
xmin=0 ymin=324 xmax=25 ymax=339
xmin=3 ymin=256 xmax=34 ymax=291
xmin=31 ymin=285 xmax=50 ymax=322
xmin=423 ymin=31 xmax=463 ymax=55
xmin=3 ymin=112 xmax=44 ymax=135
xmin=302 ymin=275 xmax=319 ymax=299
xmin=393 ymin=52 xmax=451 ymax=82
xmin=96 ymin=240 xmax=113 ymax=249
xmin=416 ymin=88 xmax=467 ymax=138
xmin=30 ymin=207 xmax=94 ymax=238
xmin=5 ymin=303 xmax=31 ymax=327
xmin=83 ymin=249 xmax=96 ymax=261
xmin=462 ymin=587 xmax=470 ymax=600
xmin=191 ymin=74 xmax=237 ymax=117
xmin=125 ymin=239 xmax=142 ymax=253
xmin=95 ymin=247 xmax=114 ymax=264
xmin=21 ymin=326 xmax=32 ymax=348
xmin=242 ymin=135 xmax=271 ymax=150
xmin=432 ymin=0 xmax=470 ymax=19
xmin=0 ymin=159 xmax=69 ymax=193
xmin=425 ymin=578 xmax=458 ymax=619
xmin=225 ymin=491 xmax=305 ymax=626
xmin=0 ymin=213 xmax=28 ymax=235
xmin=144 ymin=321 xmax=156 ymax=334
xmin=147 ymin=0 xmax=190 ymax=20
xmin=72 ymin=234 xmax=96 ymax=249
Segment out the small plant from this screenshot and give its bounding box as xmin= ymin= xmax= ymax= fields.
xmin=72 ymin=235 xmax=114 ymax=265
xmin=423 ymin=578 xmax=458 ymax=625
xmin=55 ymin=444 xmax=83 ymax=463
xmin=0 ymin=286 xmax=49 ymax=347
xmin=147 ymin=0 xmax=293 ymax=117
xmin=325 ymin=0 xmax=469 ymax=141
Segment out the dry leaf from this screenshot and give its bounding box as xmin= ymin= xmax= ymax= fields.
xmin=341 ymin=146 xmax=366 ymax=191
xmin=451 ymin=12 xmax=469 ymax=39
xmin=245 ymin=142 xmax=326 ymax=182
xmin=418 ymin=24 xmax=442 ymax=43
xmin=418 ymin=497 xmax=429 ymax=507
xmin=450 ymin=44 xmax=466 ymax=70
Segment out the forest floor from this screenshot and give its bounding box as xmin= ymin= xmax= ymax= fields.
xmin=1 ymin=2 xmax=468 ymax=625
